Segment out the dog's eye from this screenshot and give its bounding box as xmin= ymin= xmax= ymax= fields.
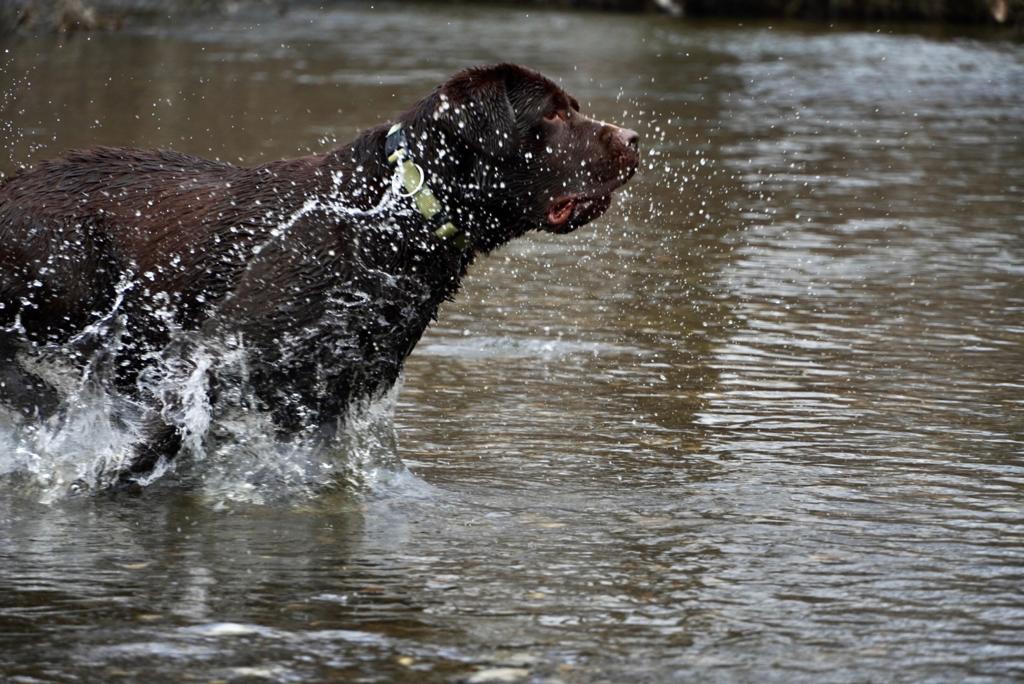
xmin=544 ymin=110 xmax=569 ymax=123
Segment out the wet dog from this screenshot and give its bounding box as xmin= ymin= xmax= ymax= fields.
xmin=0 ymin=63 xmax=639 ymax=486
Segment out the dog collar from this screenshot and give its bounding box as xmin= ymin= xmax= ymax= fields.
xmin=385 ymin=123 xmax=464 ymax=246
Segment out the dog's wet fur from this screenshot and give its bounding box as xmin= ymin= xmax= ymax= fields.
xmin=0 ymin=63 xmax=639 ymax=486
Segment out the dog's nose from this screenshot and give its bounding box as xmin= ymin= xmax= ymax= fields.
xmin=616 ymin=127 xmax=639 ymax=150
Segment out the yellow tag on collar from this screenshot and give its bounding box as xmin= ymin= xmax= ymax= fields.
xmin=434 ymin=223 xmax=458 ymax=239
xmin=398 ymin=159 xmax=443 ymax=220
xmin=388 ymin=127 xmax=461 ymax=243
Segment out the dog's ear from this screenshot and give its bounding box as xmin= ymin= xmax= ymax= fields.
xmin=432 ymin=68 xmax=518 ymax=159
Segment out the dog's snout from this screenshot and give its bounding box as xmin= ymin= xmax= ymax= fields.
xmin=617 ymin=127 xmax=639 ymax=150
xmin=599 ymin=123 xmax=640 ymax=152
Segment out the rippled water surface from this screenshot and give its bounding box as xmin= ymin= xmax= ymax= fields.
xmin=2 ymin=4 xmax=1023 ymax=682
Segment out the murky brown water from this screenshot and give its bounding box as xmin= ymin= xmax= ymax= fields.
xmin=2 ymin=4 xmax=1023 ymax=682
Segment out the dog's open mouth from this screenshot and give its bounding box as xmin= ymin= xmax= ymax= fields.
xmin=543 ymin=160 xmax=637 ymax=234
xmin=544 ymin=193 xmax=614 ymax=234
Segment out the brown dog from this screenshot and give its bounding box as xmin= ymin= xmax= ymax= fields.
xmin=0 ymin=63 xmax=638 ymax=485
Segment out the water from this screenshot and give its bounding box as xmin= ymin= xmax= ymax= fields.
xmin=2 ymin=4 xmax=1023 ymax=681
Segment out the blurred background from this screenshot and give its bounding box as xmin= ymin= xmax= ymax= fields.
xmin=2 ymin=0 xmax=1023 ymax=34
xmin=1 ymin=1 xmax=1022 ymax=683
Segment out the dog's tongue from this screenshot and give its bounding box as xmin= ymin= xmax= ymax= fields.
xmin=547 ymin=198 xmax=575 ymax=226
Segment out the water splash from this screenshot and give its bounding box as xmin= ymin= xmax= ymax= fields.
xmin=0 ymin=339 xmax=412 ymax=505
xmin=0 ymin=178 xmax=422 ymax=505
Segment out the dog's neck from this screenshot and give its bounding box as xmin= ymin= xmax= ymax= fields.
xmin=317 ymin=124 xmax=498 ymax=302
xmin=325 ymin=121 xmax=521 ymax=234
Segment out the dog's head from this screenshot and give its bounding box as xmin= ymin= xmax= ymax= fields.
xmin=401 ymin=64 xmax=639 ymax=251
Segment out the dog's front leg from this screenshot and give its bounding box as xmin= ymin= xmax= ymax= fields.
xmin=114 ymin=416 xmax=183 ymax=490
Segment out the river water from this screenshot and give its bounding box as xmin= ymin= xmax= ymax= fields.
xmin=1 ymin=4 xmax=1023 ymax=682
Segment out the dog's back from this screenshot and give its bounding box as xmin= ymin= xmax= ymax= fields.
xmin=0 ymin=147 xmax=326 ymax=346
xmin=1 ymin=149 xmax=228 ymax=337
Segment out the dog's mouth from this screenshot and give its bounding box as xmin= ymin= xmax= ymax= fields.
xmin=544 ymin=193 xmax=614 ymax=234
xmin=543 ymin=161 xmax=637 ymax=235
